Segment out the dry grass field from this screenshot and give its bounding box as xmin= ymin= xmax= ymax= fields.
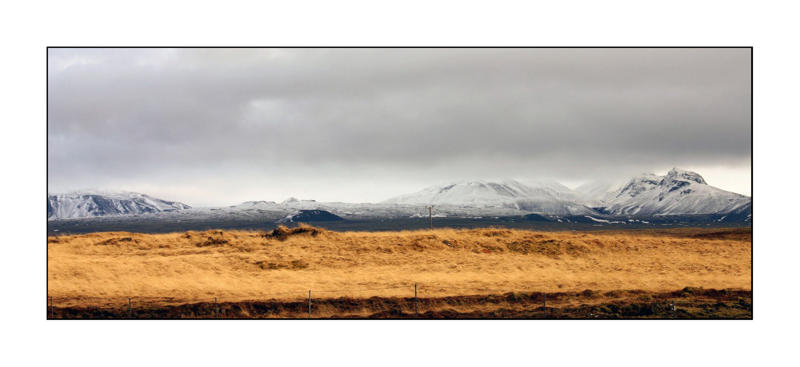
xmin=47 ymin=225 xmax=751 ymax=318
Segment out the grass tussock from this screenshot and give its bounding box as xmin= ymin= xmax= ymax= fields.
xmin=264 ymin=224 xmax=326 ymax=241
xmin=47 ymin=226 xmax=751 ymax=308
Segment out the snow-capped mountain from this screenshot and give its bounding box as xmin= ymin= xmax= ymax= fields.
xmin=382 ymin=180 xmax=596 ymax=215
xmin=48 ymin=191 xmax=191 ymax=219
xmin=585 ymin=168 xmax=751 ymax=216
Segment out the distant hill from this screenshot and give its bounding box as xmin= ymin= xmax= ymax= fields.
xmin=278 ymin=209 xmax=344 ymax=223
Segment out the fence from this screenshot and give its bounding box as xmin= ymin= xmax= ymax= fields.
xmin=46 ymin=283 xmax=567 ymax=319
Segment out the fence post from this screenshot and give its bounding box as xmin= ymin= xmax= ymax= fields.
xmin=49 ymin=296 xmax=52 ymax=319
xmin=543 ymin=292 xmax=547 ymax=318
xmin=308 ymin=290 xmax=312 ymax=319
xmin=414 ymin=283 xmax=418 ymax=315
xmin=128 ymin=297 xmax=132 ymax=318
xmin=214 ymin=297 xmax=218 ymax=319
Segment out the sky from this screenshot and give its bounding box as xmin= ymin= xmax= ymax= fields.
xmin=48 ymin=48 xmax=751 ymax=206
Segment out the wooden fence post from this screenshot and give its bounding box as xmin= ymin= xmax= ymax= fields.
xmin=214 ymin=297 xmax=218 ymax=319
xmin=543 ymin=293 xmax=547 ymax=318
xmin=128 ymin=297 xmax=132 ymax=318
xmin=414 ymin=283 xmax=418 ymax=315
xmin=308 ymin=290 xmax=312 ymax=319
xmin=49 ymin=296 xmax=52 ymax=319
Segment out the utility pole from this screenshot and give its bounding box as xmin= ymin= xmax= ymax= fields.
xmin=428 ymin=206 xmax=433 ymax=230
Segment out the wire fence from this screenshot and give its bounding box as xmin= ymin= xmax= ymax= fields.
xmin=46 ymin=283 xmax=572 ymax=319
xmin=46 ymin=283 xmax=707 ymax=319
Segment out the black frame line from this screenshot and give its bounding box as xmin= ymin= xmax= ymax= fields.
xmin=46 ymin=46 xmax=754 ymax=321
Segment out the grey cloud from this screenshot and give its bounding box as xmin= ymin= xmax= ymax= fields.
xmin=48 ymin=48 xmax=751 ymax=205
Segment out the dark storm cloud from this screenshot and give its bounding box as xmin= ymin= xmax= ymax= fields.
xmin=47 ymin=48 xmax=751 ymax=205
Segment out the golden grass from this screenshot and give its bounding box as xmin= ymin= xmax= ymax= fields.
xmin=47 ymin=225 xmax=751 ymax=307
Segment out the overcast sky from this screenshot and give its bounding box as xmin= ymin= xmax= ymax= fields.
xmin=48 ymin=48 xmax=751 ymax=206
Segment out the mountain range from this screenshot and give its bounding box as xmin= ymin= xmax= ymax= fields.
xmin=47 ymin=168 xmax=750 ymax=222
